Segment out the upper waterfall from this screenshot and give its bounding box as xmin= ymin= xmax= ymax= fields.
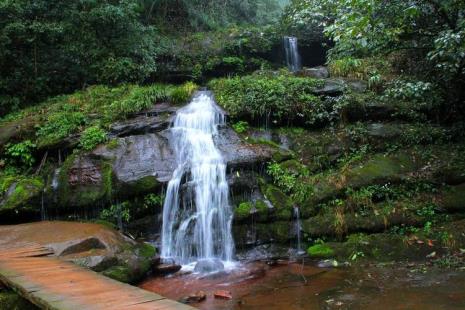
xmin=161 ymin=91 xmax=234 ymax=270
xmin=284 ymin=36 xmax=302 ymax=72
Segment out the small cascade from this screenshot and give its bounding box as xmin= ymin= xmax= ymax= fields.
xmin=283 ymin=36 xmax=302 ymax=72
xmin=161 ymin=91 xmax=234 ymax=271
xmin=292 ymin=206 xmax=305 ymax=256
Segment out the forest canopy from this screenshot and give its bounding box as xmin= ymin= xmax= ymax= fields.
xmin=0 ymin=0 xmax=286 ymax=115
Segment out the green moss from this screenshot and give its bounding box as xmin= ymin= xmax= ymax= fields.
xmin=57 ymin=155 xmax=114 ymax=207
xmin=0 ymin=175 xmax=44 ymax=212
xmin=235 ymin=202 xmax=253 ymax=221
xmin=347 ymin=153 xmax=417 ymax=187
xmin=102 ymin=265 xmax=133 ymax=284
xmin=0 ymin=291 xmax=36 ymax=310
xmin=271 ymin=149 xmax=294 ymax=163
xmin=254 ymin=200 xmax=270 ymax=222
xmin=137 ymin=242 xmax=157 ymax=259
xmin=106 ymin=139 xmax=120 ymax=150
xmin=264 ymin=184 xmax=293 ymax=209
xmin=307 ymin=244 xmax=335 ymax=258
xmin=441 ymin=184 xmax=465 ymax=212
xmin=124 ymin=176 xmax=159 ymax=197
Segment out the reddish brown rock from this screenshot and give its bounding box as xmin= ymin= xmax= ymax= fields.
xmin=214 ymin=290 xmax=232 ymax=300
xmin=182 ymin=291 xmax=207 ymax=303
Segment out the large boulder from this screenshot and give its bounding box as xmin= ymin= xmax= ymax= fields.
xmin=94 ymin=133 xmax=176 ymax=188
xmin=0 ymin=176 xmax=44 ymax=216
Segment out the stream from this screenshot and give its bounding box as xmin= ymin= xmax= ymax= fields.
xmin=140 ymin=261 xmax=465 ymax=309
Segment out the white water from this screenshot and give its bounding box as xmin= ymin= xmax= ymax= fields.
xmin=293 ymin=206 xmax=305 ymax=256
xmin=161 ymin=91 xmax=235 ymax=268
xmin=284 ymin=36 xmax=302 ymax=72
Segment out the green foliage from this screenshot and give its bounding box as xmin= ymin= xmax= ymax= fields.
xmin=107 ymin=84 xmax=171 ymax=119
xmin=283 ymin=0 xmax=465 ymax=111
xmin=307 ymin=243 xmax=334 ymax=258
xmin=142 ymin=0 xmax=285 ymax=31
xmin=36 ymin=107 xmax=87 ymax=147
xmin=143 ymin=193 xmax=164 ymax=209
xmin=79 ymin=126 xmax=108 ymax=151
xmin=267 ymin=162 xmax=298 ymax=193
xmin=232 ymin=121 xmax=249 ymax=134
xmin=100 ymin=202 xmax=131 ymax=224
xmin=169 ymin=82 xmax=198 ymax=105
xmin=4 ymin=140 xmax=36 ymax=168
xmin=235 ymin=202 xmax=253 ymax=220
xmin=209 ymin=74 xmax=332 ymax=126
xmin=0 ymin=0 xmax=158 ymax=115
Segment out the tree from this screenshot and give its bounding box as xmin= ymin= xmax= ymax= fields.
xmin=0 ymin=0 xmax=158 ymax=116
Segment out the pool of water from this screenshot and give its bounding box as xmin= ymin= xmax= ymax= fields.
xmin=140 ymin=261 xmax=465 ymax=309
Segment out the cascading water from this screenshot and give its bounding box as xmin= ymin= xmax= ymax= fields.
xmin=161 ymin=91 xmax=234 ymax=271
xmin=284 ymin=36 xmax=302 ymax=72
xmin=292 ymin=206 xmax=305 ymax=256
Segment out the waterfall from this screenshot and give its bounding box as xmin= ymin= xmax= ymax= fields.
xmin=161 ymin=91 xmax=234 ymax=269
xmin=284 ymin=36 xmax=302 ymax=72
xmin=293 ymin=206 xmax=305 ymax=256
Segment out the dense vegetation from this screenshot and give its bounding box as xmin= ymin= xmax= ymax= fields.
xmin=284 ymin=0 xmax=465 ymax=117
xmin=0 ymin=0 xmax=287 ymax=115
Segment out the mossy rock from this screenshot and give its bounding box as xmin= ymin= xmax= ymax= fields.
xmin=262 ymin=184 xmax=294 ymax=220
xmin=280 ymin=159 xmax=307 ymax=174
xmin=234 ymin=202 xmax=254 ymax=221
xmin=441 ymin=184 xmax=465 ymax=212
xmin=328 ymin=233 xmax=440 ymax=262
xmin=233 ymin=221 xmax=292 ymax=246
xmin=347 ymin=153 xmax=417 ymax=188
xmin=302 ymin=208 xmax=422 ymax=238
xmin=0 ymin=290 xmax=37 ymax=310
xmin=121 ymin=176 xmax=159 ymax=197
xmin=102 ymin=265 xmax=133 ymax=283
xmin=234 ymin=200 xmax=272 ymax=222
xmin=102 ymin=242 xmax=156 ymax=284
xmin=56 ymin=155 xmax=113 ymax=208
xmin=0 ymin=175 xmax=44 ymax=213
xmin=307 ymin=244 xmax=335 ymax=258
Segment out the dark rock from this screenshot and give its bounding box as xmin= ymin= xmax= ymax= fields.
xmin=154 ymin=263 xmax=182 ymax=275
xmin=194 ymin=259 xmax=225 ymax=273
xmin=215 ymin=127 xmax=274 ymax=170
xmin=344 ymin=79 xmax=368 ymax=93
xmin=109 ymin=115 xmax=172 ymax=137
xmin=298 ymin=66 xmax=329 ymax=79
xmin=93 ymin=132 xmax=176 ymax=189
xmin=54 ymin=155 xmax=112 ymax=208
xmin=181 ymin=291 xmax=207 ymax=304
xmin=314 ymin=79 xmax=345 ymax=96
xmin=59 ymin=237 xmax=107 ymax=256
xmin=72 ymin=255 xmax=119 ymax=272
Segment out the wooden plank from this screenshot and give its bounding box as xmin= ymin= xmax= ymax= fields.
xmin=0 ymin=247 xmax=193 ymax=310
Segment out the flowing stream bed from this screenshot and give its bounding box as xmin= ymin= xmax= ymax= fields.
xmin=140 ymin=261 xmax=465 ymax=309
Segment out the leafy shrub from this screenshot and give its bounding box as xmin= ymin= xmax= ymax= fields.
xmin=79 ymin=126 xmax=108 ymax=151
xmin=4 ymin=140 xmax=37 ymax=168
xmin=143 ymin=193 xmax=164 ymax=209
xmin=108 ymin=85 xmax=171 ymax=120
xmin=169 ymin=82 xmax=198 ymax=105
xmin=36 ymin=106 xmax=87 ymax=147
xmin=100 ymin=202 xmax=131 ymax=224
xmin=209 ymin=74 xmax=331 ymax=126
xmin=232 ymin=121 xmax=249 ymax=133
xmin=383 ymin=79 xmax=443 ymax=112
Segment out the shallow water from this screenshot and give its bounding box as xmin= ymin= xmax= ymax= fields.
xmin=140 ymin=261 xmax=465 ymax=310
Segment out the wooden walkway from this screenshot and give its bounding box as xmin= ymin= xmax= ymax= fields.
xmin=0 ymin=244 xmax=192 ymax=310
